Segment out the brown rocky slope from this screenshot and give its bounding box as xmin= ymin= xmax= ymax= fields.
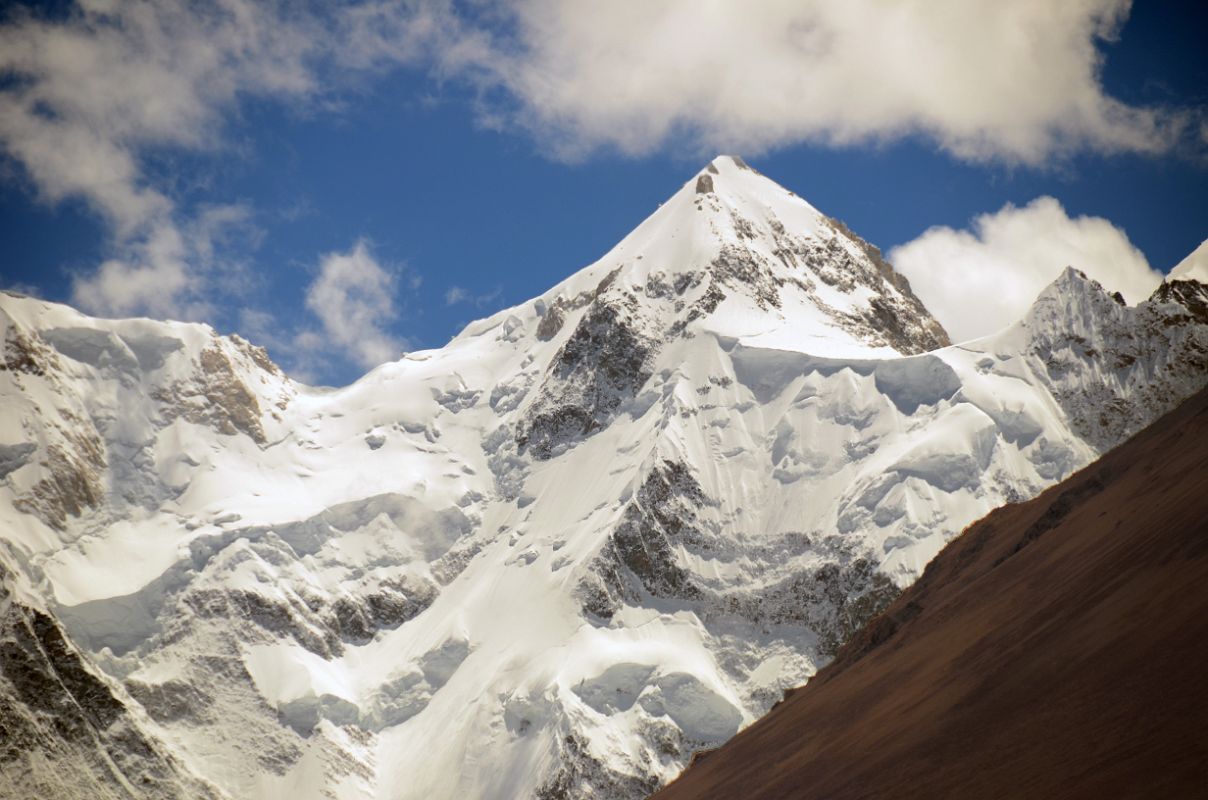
xmin=653 ymin=386 xmax=1208 ymax=800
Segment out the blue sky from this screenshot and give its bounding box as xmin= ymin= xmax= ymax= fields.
xmin=1 ymin=1 xmax=1205 ymax=384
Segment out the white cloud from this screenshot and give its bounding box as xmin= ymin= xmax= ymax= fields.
xmin=70 ymin=220 xmax=194 ymax=318
xmin=427 ymin=0 xmax=1188 ymax=163
xmin=0 ymin=0 xmax=425 ymax=319
xmin=300 ymin=240 xmax=405 ymax=370
xmin=445 ymin=285 xmax=501 ymax=307
xmin=69 ymin=202 xmax=257 ymax=319
xmin=0 ymin=1 xmax=318 ymax=230
xmin=888 ymin=196 xmax=1163 ymax=342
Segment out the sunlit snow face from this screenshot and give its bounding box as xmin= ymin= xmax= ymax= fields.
xmin=3 ymin=144 xmax=1207 ymax=800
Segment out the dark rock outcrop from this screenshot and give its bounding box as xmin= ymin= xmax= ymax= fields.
xmin=153 ymin=346 xmax=266 ymax=444
xmin=520 ymin=290 xmax=657 ymax=459
xmin=0 ymin=561 xmax=225 ymax=800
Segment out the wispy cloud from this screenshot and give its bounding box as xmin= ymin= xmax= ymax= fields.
xmin=69 ymin=202 xmax=260 ymax=319
xmin=889 ymin=197 xmax=1163 ymax=342
xmin=445 ymin=285 xmax=501 ymax=308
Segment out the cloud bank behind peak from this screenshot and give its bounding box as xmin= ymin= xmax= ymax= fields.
xmin=434 ymin=0 xmax=1191 ymax=164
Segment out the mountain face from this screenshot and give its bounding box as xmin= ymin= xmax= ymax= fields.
xmin=0 ymin=551 xmax=226 ymax=800
xmin=1171 ymin=237 xmax=1208 ymax=283
xmin=653 ymin=384 xmax=1208 ymax=800
xmin=0 ymin=156 xmax=1206 ymax=800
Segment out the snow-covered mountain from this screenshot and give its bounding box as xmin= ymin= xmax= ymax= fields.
xmin=0 ymin=548 xmax=227 ymax=800
xmin=2 ymin=156 xmax=1206 ymax=800
xmin=1171 ymin=238 xmax=1208 ymax=283
xmin=652 ymin=384 xmax=1208 ymax=800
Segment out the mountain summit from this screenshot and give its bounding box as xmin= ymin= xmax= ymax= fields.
xmin=1 ymin=161 xmax=1206 ymax=799
xmin=529 ymin=155 xmax=949 ymax=359
xmin=512 ymin=155 xmax=949 ymax=459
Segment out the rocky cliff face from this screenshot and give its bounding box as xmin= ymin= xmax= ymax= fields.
xmin=0 ymin=554 xmax=226 ymax=800
xmin=0 ymin=295 xmax=292 ymax=532
xmin=1020 ymin=269 xmax=1208 ymax=451
xmin=1 ymin=159 xmax=1206 ymax=800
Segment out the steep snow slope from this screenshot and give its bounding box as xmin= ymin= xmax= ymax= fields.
xmin=1 ymin=157 xmax=1206 ymax=799
xmin=1171 ymin=238 xmax=1208 ymax=283
xmin=653 ymin=385 xmax=1208 ymax=800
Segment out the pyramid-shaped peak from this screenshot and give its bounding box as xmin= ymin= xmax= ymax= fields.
xmin=1023 ymin=266 xmax=1128 ymax=339
xmin=691 ymin=153 xmax=808 ymax=206
xmin=705 ymin=154 xmax=754 ymax=173
xmin=1050 ymin=266 xmax=1124 ymax=298
xmin=1034 ymin=266 xmax=1122 ymax=306
xmin=695 ymin=153 xmax=758 ymax=186
xmin=524 ymin=154 xmax=951 ymax=359
xmin=694 ymin=155 xmax=762 ymax=194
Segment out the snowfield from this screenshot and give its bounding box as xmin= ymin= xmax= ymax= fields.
xmin=2 ymin=156 xmax=1206 ymax=799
